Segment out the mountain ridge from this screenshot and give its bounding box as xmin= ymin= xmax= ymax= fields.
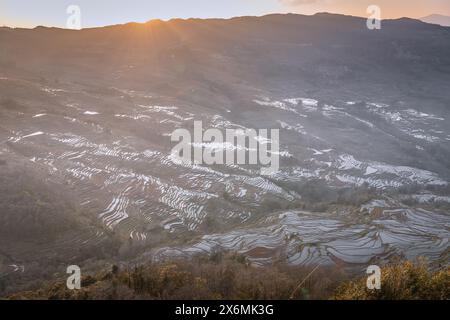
xmin=0 ymin=12 xmax=440 ymax=31
xmin=421 ymin=14 xmax=450 ymax=27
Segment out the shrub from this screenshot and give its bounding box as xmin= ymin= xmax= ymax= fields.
xmin=334 ymin=259 xmax=449 ymax=300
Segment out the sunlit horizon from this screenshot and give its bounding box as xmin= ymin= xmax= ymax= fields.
xmin=1 ymin=0 xmax=449 ymax=29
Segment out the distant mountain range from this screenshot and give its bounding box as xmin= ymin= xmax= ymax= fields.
xmin=421 ymin=14 xmax=450 ymax=27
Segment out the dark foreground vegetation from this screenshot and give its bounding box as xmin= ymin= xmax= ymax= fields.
xmin=6 ymin=255 xmax=449 ymax=300
xmin=335 ymin=259 xmax=449 ymax=300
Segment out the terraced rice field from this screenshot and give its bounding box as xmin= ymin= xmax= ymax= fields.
xmin=1 ymin=75 xmax=448 ymax=276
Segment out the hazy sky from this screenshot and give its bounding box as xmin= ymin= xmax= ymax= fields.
xmin=1 ymin=0 xmax=449 ymax=28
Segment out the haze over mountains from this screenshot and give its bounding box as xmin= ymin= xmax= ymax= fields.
xmin=0 ymin=13 xmax=449 ymax=295
xmin=421 ymin=14 xmax=450 ymax=27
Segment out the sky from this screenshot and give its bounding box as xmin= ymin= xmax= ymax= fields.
xmin=1 ymin=0 xmax=449 ymax=29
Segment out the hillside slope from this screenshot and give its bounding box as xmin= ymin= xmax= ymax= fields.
xmin=1 ymin=13 xmax=449 ymax=296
